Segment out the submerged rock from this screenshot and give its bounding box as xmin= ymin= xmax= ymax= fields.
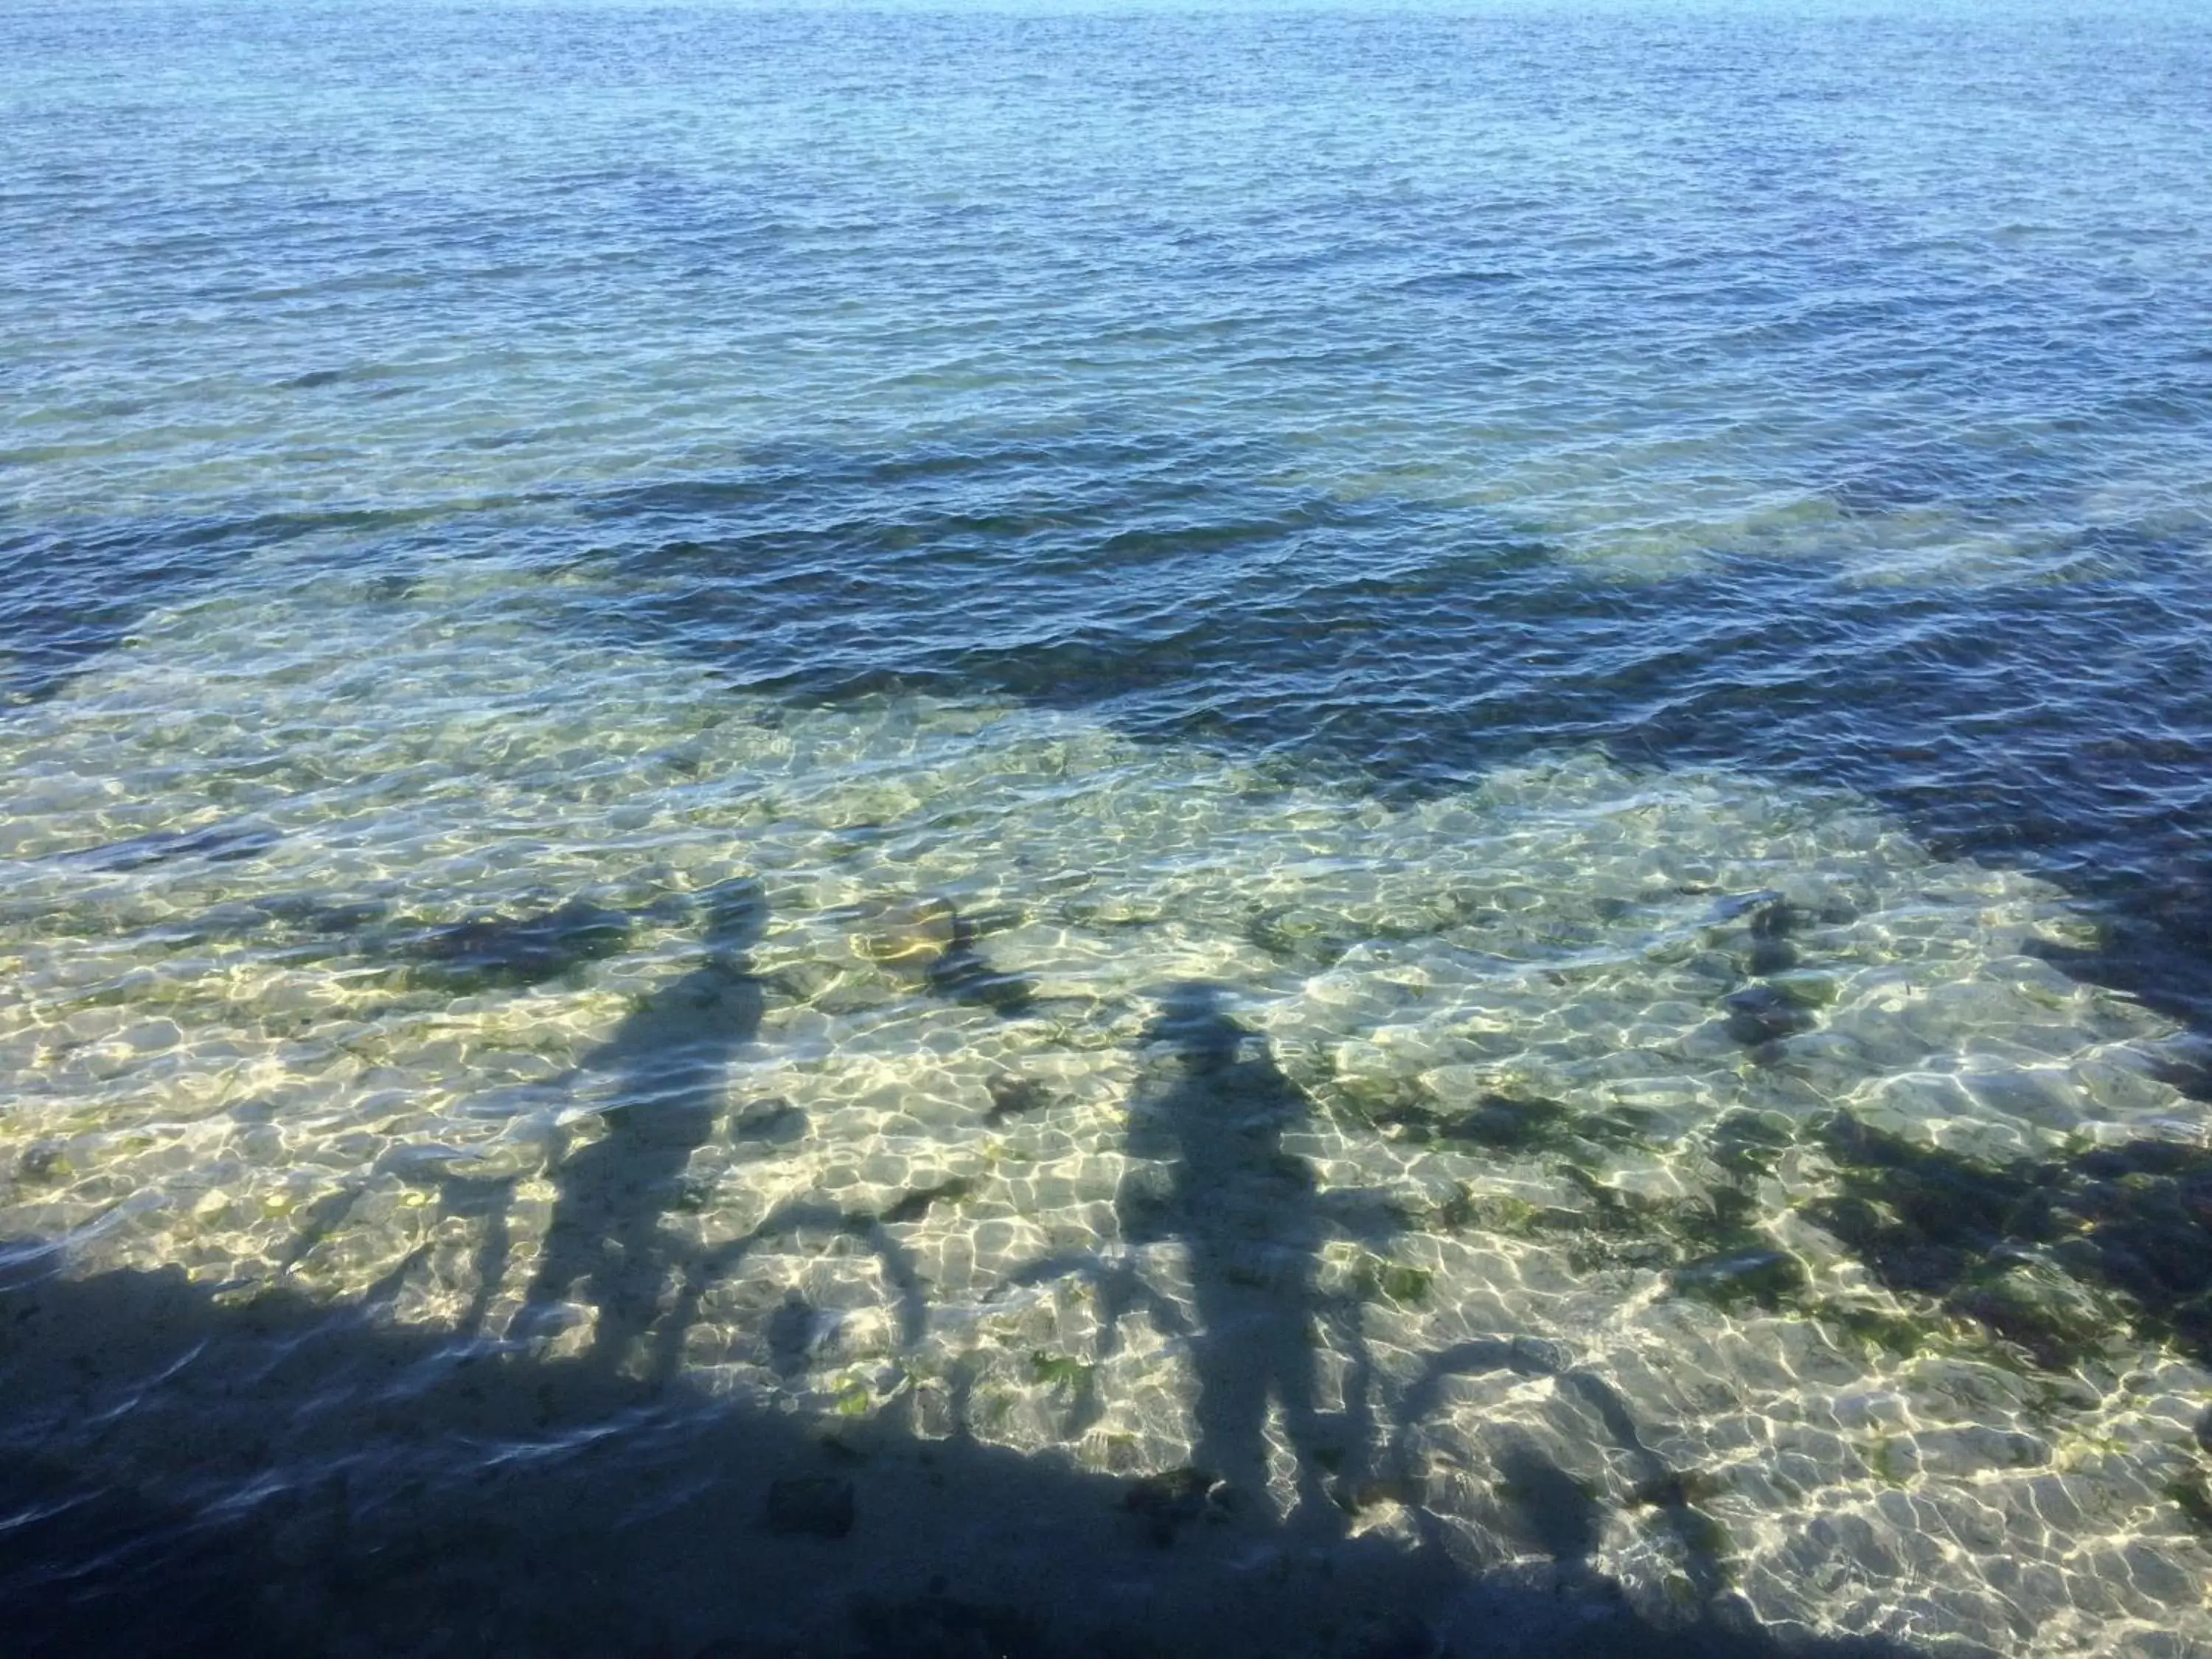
xmin=1722 ymin=984 xmax=1818 ymax=1046
xmin=13 ymin=1141 xmax=74 ymax=1186
xmin=1744 ymin=896 xmax=1802 ymax=974
xmin=857 ymin=896 xmax=959 ymax=972
xmin=1706 ymin=889 xmax=1784 ymax=925
xmin=857 ymin=895 xmax=1036 ymax=1015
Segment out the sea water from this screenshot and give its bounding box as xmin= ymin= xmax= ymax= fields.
xmin=4 ymin=4 xmax=2212 ymax=1656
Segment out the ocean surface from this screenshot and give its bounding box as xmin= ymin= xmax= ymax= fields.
xmin=5 ymin=2 xmax=2212 ymax=1655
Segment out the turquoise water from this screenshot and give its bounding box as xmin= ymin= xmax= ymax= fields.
xmin=5 ymin=4 xmax=2212 ymax=1655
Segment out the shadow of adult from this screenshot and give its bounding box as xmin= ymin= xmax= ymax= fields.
xmin=1117 ymin=981 xmax=1355 ymax=1531
xmin=522 ymin=877 xmax=768 ymax=1380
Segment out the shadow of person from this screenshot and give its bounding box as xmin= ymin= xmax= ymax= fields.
xmin=521 ymin=877 xmax=768 ymax=1381
xmin=1118 ymin=981 xmax=1345 ymax=1533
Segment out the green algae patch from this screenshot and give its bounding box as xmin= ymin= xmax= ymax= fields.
xmin=1354 ymin=1255 xmax=1435 ymax=1305
xmin=1029 ymin=1352 xmax=1095 ymax=1393
xmin=1432 ymin=1186 xmax=1547 ymax=1237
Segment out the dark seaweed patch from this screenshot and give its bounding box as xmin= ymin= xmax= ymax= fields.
xmin=1744 ymin=897 xmax=1803 ymax=975
xmin=730 ymin=1097 xmax=807 ymax=1149
xmin=1429 ymin=1160 xmax=1796 ymax=1293
xmin=397 ymin=898 xmax=633 ymax=990
xmin=1802 ymin=1301 xmax=1931 ymax=1360
xmin=1244 ymin=904 xmax=1357 ymax=969
xmin=52 ymin=820 xmax=279 ymax=874
xmin=873 ymin=1178 xmax=975 ymax=1227
xmin=1439 ymin=1092 xmax=1575 ymax=1150
xmin=1341 ymin=1076 xmax=1649 ymax=1160
xmin=2169 ymin=1474 xmax=2212 ymax=1538
xmin=984 ymin=1073 xmax=1053 ymax=1124
xmin=1806 ymin=1113 xmax=2212 ymax=1370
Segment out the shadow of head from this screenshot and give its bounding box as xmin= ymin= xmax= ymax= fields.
xmin=1489 ymin=1441 xmax=1603 ymax=1565
xmin=1141 ymin=981 xmax=1247 ymax=1071
xmin=698 ymin=876 xmax=769 ymax=953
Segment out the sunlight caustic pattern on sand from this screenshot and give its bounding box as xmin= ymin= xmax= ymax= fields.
xmin=4 ymin=560 xmax=2209 ymax=1654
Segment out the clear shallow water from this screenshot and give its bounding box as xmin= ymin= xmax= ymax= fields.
xmin=4 ymin=4 xmax=2212 ymax=1656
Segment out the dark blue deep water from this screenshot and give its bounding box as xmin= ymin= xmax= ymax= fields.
xmin=9 ymin=1 xmax=2212 ymax=1020
xmin=5 ymin=4 xmax=2212 ymax=1657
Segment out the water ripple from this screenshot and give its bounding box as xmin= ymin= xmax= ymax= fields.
xmin=7 ymin=2 xmax=2212 ymax=1652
